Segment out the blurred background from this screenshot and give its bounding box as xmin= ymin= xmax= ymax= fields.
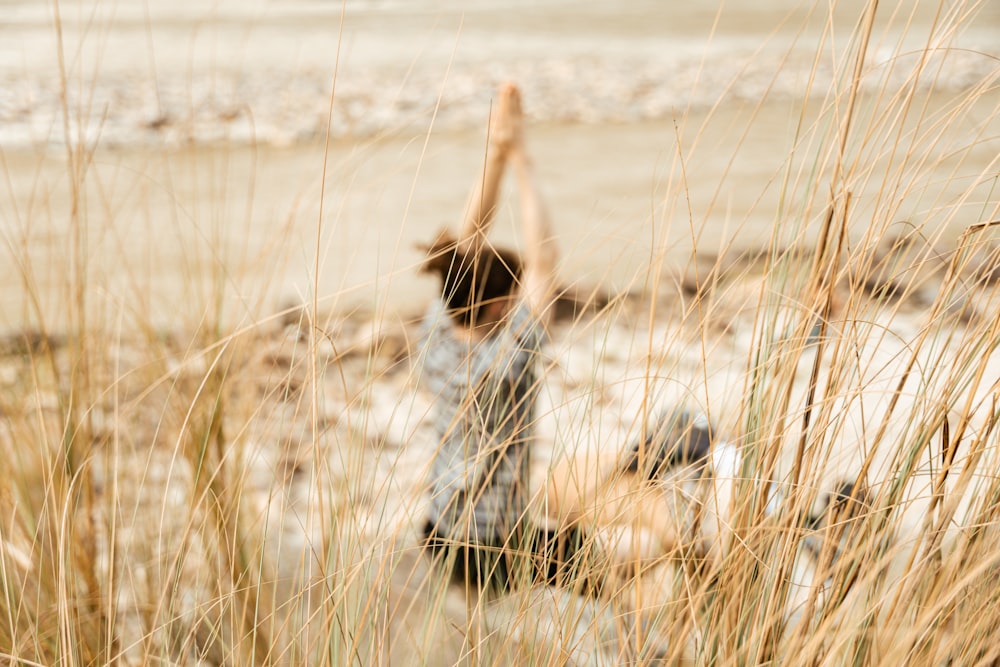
xmin=0 ymin=0 xmax=997 ymax=331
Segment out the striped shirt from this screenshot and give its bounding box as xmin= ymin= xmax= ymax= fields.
xmin=418 ymin=298 xmax=544 ymax=544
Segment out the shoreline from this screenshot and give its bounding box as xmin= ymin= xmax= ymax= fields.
xmin=3 ymin=86 xmax=997 ymax=336
xmin=1 ymin=0 xmax=995 ymax=150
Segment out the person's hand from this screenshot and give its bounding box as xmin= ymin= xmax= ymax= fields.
xmin=488 ymin=82 xmax=525 ymax=158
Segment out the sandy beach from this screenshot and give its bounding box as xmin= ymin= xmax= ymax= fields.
xmin=2 ymin=0 xmax=1000 ymax=664
xmin=1 ymin=0 xmax=998 ymax=332
xmin=3 ymin=89 xmax=999 ymax=334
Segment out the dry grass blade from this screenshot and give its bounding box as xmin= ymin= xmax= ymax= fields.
xmin=1 ymin=0 xmax=999 ymax=665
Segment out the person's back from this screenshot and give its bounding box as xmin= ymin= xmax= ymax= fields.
xmin=420 ymin=292 xmax=542 ymax=544
xmin=416 ymin=84 xmax=559 ymax=591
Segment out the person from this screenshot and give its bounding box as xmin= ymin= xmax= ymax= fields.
xmin=414 ymin=87 xmax=864 ymax=598
xmin=416 ymin=83 xmax=574 ymax=593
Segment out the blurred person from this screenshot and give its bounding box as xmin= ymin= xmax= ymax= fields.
xmin=417 ymin=83 xmax=585 ymax=593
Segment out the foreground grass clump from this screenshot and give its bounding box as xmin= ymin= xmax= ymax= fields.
xmin=5 ymin=225 xmax=1000 ymax=665
xmin=2 ymin=0 xmax=1000 ymax=665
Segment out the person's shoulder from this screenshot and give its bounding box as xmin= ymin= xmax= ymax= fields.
xmin=472 ymin=302 xmax=543 ymax=375
xmin=418 ymin=299 xmax=466 ymax=381
xmin=422 ymin=297 xmax=449 ymax=325
xmin=420 ymin=298 xmax=456 ymax=345
xmin=506 ymin=300 xmax=546 ymax=347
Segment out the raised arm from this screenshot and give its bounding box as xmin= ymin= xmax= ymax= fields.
xmin=459 ymin=83 xmax=559 ymax=321
xmin=457 ymin=93 xmax=515 ymax=252
xmin=509 ymin=122 xmax=559 ymax=323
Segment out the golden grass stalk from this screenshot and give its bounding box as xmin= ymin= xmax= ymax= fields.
xmin=2 ymin=0 xmax=999 ymax=665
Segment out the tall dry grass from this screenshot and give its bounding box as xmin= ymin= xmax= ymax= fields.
xmin=1 ymin=0 xmax=999 ymax=665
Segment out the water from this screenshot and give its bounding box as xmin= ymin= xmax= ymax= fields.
xmin=1 ymin=0 xmax=994 ymax=147
xmin=0 ymin=0 xmax=997 ymax=331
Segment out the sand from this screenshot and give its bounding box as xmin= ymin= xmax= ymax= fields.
xmin=2 ymin=0 xmax=999 ymax=662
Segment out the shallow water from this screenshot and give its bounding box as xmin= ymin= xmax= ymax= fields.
xmin=0 ymin=0 xmax=997 ymax=332
xmin=2 ymin=0 xmax=994 ymax=146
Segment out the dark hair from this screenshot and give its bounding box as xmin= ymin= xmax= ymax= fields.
xmin=421 ymin=231 xmax=522 ymax=328
xmin=622 ymin=408 xmax=714 ymax=480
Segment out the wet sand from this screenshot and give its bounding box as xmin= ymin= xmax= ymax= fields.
xmin=3 ymin=89 xmax=998 ymax=334
xmin=1 ymin=0 xmax=997 ymax=332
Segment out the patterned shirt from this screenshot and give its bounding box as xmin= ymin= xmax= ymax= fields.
xmin=418 ymin=298 xmax=544 ymax=544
